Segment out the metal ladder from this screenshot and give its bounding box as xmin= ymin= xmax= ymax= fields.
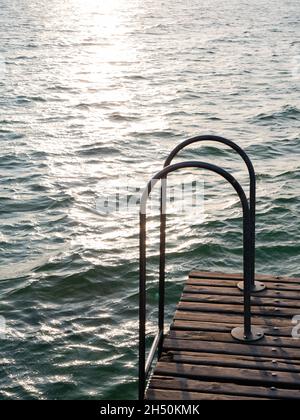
xmin=139 ymin=135 xmax=266 ymax=400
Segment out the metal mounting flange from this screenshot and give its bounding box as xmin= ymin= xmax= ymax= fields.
xmin=231 ymin=326 xmax=265 ymax=343
xmin=237 ymin=281 xmax=266 ymax=293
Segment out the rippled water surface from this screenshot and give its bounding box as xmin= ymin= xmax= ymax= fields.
xmin=0 ymin=0 xmax=299 ymax=400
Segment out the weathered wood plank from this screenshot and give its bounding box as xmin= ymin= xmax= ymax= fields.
xmin=168 ymin=330 xmax=300 ymax=349
xmin=173 ymin=310 xmax=294 ymax=327
xmin=155 ymin=361 xmax=300 ymax=387
xmin=163 ymin=350 xmax=300 ymax=370
xmin=161 ymin=351 xmax=300 ymax=372
xmin=187 ymin=278 xmax=240 ymax=287
xmin=186 ymin=278 xmax=300 ymax=292
xmin=146 ymin=388 xmax=266 ymax=400
xmin=184 ymin=284 xmax=300 ymax=300
xmin=181 ymin=292 xmax=300 ymax=309
xmin=163 ymin=338 xmax=300 ymax=360
xmin=149 ymin=376 xmax=300 ymax=400
xmin=177 ymin=301 xmax=295 ymax=317
xmin=171 ymin=320 xmax=294 ymax=337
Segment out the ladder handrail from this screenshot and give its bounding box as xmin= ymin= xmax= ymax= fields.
xmin=139 ymin=161 xmax=255 ymax=400
xmin=163 ymin=135 xmax=257 ymax=290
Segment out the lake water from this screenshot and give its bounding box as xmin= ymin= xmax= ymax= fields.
xmin=0 ymin=0 xmax=299 ymax=400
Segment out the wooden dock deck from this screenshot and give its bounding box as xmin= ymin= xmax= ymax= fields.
xmin=145 ymin=271 xmax=300 ymax=400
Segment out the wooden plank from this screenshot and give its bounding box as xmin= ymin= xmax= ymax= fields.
xmin=146 ymin=388 xmax=266 ymax=400
xmin=161 ymin=351 xmax=300 ymax=372
xmin=162 ymin=351 xmax=300 ymax=369
xmin=155 ymin=361 xmax=300 ymax=387
xmin=171 ymin=320 xmax=294 ymax=337
xmin=184 ymin=284 xmax=300 ymax=300
xmin=177 ymin=301 xmax=295 ymax=317
xmin=187 ymin=278 xmax=240 ymax=287
xmin=181 ymin=292 xmax=300 ymax=309
xmin=163 ymin=338 xmax=300 ymax=360
xmin=189 ymin=271 xmax=300 ymax=284
xmin=186 ymin=278 xmax=300 ymax=292
xmin=173 ymin=310 xmax=294 ymax=327
xmin=168 ymin=330 xmax=300 ymax=349
xmin=149 ymin=376 xmax=300 ymax=400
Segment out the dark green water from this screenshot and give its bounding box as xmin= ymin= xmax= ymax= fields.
xmin=0 ymin=0 xmax=299 ymax=400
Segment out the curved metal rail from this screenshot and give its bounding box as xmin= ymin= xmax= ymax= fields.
xmin=162 ymin=134 xmax=265 ymax=293
xmin=139 ymin=161 xmax=264 ymax=400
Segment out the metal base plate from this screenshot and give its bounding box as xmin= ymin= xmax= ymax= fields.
xmin=231 ymin=326 xmax=265 ymax=343
xmin=237 ymin=281 xmax=266 ymax=293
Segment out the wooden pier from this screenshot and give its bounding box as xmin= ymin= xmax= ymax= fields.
xmin=138 ymin=136 xmax=299 ymax=401
xmin=145 ymin=271 xmax=300 ymax=401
